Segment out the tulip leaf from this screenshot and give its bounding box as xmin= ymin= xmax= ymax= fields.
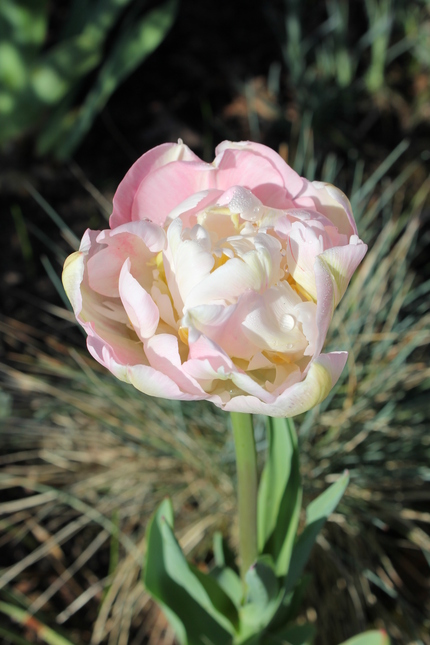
xmin=31 ymin=0 xmax=133 ymax=105
xmin=239 ymin=557 xmax=285 ymax=637
xmin=144 ymin=498 xmax=237 ymax=645
xmin=190 ymin=564 xmax=240 ymax=630
xmin=0 ymin=1 xmax=48 ymax=139
xmin=337 ymin=630 xmax=390 ymax=645
xmin=283 ymin=471 xmax=349 ymax=594
xmin=245 ymin=557 xmax=279 ymax=610
xmin=211 ymin=566 xmax=243 ymax=608
xmin=0 ymin=0 xmax=48 ymax=61
xmin=258 ymin=416 xmax=302 ymax=576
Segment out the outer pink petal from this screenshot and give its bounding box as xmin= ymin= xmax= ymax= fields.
xmin=62 ymin=251 xmax=85 ymax=318
xmin=131 ymin=160 xmax=215 ymax=225
xmin=110 ymin=141 xmax=201 ymax=228
xmin=215 ymin=141 xmax=304 ymax=198
xmin=86 ymin=323 xmax=146 ymax=368
xmin=319 ymin=241 xmax=368 ymax=307
xmin=62 ymin=229 xmax=100 ymax=320
xmin=313 ymin=241 xmax=367 ymax=356
xmin=221 ymin=351 xmax=348 ymax=416
xmin=294 ymin=180 xmax=357 ymax=236
xmin=87 ymin=333 xmax=203 ymax=401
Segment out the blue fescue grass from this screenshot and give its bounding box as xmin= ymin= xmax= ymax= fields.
xmin=1 ymin=135 xmax=429 ymax=643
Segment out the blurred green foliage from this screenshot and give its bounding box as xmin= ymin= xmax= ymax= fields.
xmin=0 ymin=0 xmax=178 ymax=158
xmin=263 ymin=0 xmax=430 ymax=151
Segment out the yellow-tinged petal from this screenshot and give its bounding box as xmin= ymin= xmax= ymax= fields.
xmin=304 ymin=360 xmax=336 ymax=408
xmin=318 ymin=242 xmax=367 ymax=307
xmin=62 ymin=251 xmax=85 ymax=314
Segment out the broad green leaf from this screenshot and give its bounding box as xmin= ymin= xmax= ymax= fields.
xmin=0 ymin=43 xmax=28 ymax=91
xmin=31 ymin=0 xmax=133 ymax=104
xmin=258 ymin=417 xmax=302 ymax=577
xmin=0 ymin=0 xmax=48 ymax=60
xmin=245 ymin=557 xmax=279 ymax=610
xmin=283 ymin=471 xmax=349 ymax=594
xmin=190 ymin=564 xmax=240 ymax=630
xmin=305 ymin=470 xmax=349 ymax=526
xmin=144 ymin=498 xmax=236 ymax=645
xmin=267 ymin=622 xmax=315 ymax=645
xmin=338 ymin=630 xmax=390 ymax=645
xmin=60 ymin=0 xmax=130 ymax=40
xmin=211 ymin=566 xmax=243 ymax=608
xmin=258 ymin=417 xmax=293 ymax=549
xmin=46 ymin=0 xmax=178 ymax=158
xmin=240 ymin=557 xmax=284 ymax=635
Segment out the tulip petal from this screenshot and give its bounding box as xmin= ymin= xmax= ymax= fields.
xmin=221 ymin=351 xmax=347 ymax=416
xmin=185 ymin=234 xmax=281 ymax=309
xmin=111 ymin=141 xmax=202 ymax=228
xmin=166 ymin=189 xmax=222 ymax=226
xmin=102 ymin=221 xmax=166 ymax=252
xmin=295 ymin=180 xmax=357 ymax=236
xmin=144 ymin=333 xmax=205 ymax=395
xmin=86 ymin=322 xmax=147 ymax=367
xmin=318 ymin=239 xmax=368 ymax=307
xmin=242 ymin=283 xmax=307 ymax=355
xmin=128 ymin=363 xmax=201 ymax=400
xmin=119 ymin=259 xmax=159 ymax=341
xmin=87 ymin=222 xmax=166 ymax=298
xmin=131 ymin=160 xmax=215 ymax=225
xmin=215 ymin=141 xmax=304 ymax=198
xmin=62 ymin=251 xmax=85 ymax=316
xmin=184 ymin=292 xmax=260 ymax=361
xmin=166 ymin=219 xmax=215 ymax=304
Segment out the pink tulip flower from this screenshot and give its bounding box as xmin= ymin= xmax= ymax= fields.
xmin=63 ymin=141 xmax=366 ymax=416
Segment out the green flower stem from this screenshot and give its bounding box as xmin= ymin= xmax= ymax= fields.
xmin=231 ymin=411 xmax=258 ymax=581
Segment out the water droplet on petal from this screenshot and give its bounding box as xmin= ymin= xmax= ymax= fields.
xmin=280 ymin=314 xmax=295 ymax=332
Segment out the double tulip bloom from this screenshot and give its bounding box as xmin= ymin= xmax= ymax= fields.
xmin=63 ymin=141 xmax=366 ymax=416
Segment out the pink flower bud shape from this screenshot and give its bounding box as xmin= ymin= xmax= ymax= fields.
xmin=63 ymin=141 xmax=367 ymax=416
